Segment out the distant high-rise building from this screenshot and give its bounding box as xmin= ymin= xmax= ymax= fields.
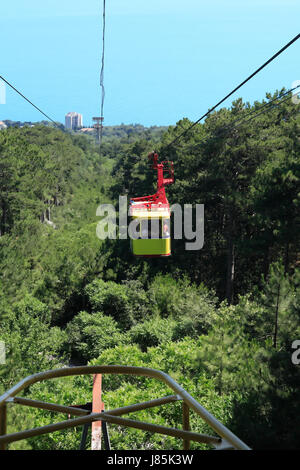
xmin=65 ymin=112 xmax=83 ymax=130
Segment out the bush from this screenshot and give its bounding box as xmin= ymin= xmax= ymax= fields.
xmin=85 ymin=279 xmax=151 ymax=329
xmin=128 ymin=316 xmax=177 ymax=351
xmin=66 ymin=311 xmax=126 ymax=362
xmin=148 ymin=274 xmax=217 ymax=335
xmin=0 ymin=294 xmax=67 ymax=393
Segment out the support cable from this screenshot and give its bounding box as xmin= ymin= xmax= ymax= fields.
xmin=173 ymin=86 xmax=300 ymax=154
xmin=161 ymin=33 xmax=300 ymax=153
xmin=99 ymin=0 xmax=106 ymax=146
xmin=0 ymin=75 xmax=60 ymax=128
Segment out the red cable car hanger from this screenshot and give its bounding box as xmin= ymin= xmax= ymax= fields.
xmin=130 ymin=152 xmax=174 ymax=210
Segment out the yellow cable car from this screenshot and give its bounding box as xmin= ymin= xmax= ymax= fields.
xmin=129 ymin=152 xmax=174 ymax=258
xmin=130 ymin=205 xmax=171 ymax=257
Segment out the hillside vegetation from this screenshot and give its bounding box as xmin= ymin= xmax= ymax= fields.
xmin=0 ymin=89 xmax=299 ymax=450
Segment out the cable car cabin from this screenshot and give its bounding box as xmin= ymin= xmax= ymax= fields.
xmin=129 ymin=152 xmax=174 ymax=258
xmin=130 ymin=204 xmax=171 ymax=257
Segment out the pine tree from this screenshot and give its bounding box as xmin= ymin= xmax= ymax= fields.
xmin=258 ymin=261 xmax=294 ymax=349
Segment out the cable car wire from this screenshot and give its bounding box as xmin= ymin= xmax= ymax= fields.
xmin=0 ymin=75 xmax=60 ymax=128
xmin=230 ymin=87 xmax=299 ymax=129
xmin=99 ymin=0 xmax=106 ymax=146
xmin=172 ymin=85 xmax=300 ymax=154
xmin=161 ymin=33 xmax=300 ymax=154
xmin=219 ymin=85 xmax=300 ymax=132
xmin=211 ymin=85 xmax=300 ymax=140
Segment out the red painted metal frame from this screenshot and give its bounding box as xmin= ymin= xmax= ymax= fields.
xmin=91 ymin=374 xmax=104 ymax=450
xmin=130 ymin=152 xmax=174 ymax=209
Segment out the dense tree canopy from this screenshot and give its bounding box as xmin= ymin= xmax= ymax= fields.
xmin=0 ymin=90 xmax=299 ymax=450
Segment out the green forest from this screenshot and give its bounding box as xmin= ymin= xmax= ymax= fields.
xmin=0 ymin=89 xmax=299 ymax=450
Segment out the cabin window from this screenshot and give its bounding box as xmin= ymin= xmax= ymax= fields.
xmin=162 ymin=219 xmax=170 ymax=238
xmin=140 ymin=219 xmax=149 ymax=239
xmin=130 ymin=221 xmax=140 ymax=239
xmin=150 ymin=218 xmax=160 ymax=239
xmin=134 ymin=218 xmax=170 ymax=239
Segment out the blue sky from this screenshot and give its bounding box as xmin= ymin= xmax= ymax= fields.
xmin=0 ymin=0 xmax=299 ymax=127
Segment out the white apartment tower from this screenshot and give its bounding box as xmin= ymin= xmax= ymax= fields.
xmin=65 ymin=112 xmax=83 ymax=130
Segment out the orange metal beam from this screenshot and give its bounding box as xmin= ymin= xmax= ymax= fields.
xmin=91 ymin=374 xmax=104 ymax=450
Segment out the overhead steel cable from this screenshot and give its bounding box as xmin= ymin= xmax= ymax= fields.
xmin=0 ymin=75 xmax=60 ymax=128
xmin=161 ymin=33 xmax=300 ymax=154
xmin=230 ymin=88 xmax=299 ymax=129
xmin=172 ymin=86 xmax=300 ymax=154
xmin=218 ymin=85 xmax=300 ymax=132
xmin=99 ymin=0 xmax=106 ymax=146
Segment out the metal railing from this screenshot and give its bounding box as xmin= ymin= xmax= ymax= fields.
xmin=0 ymin=365 xmax=251 ymax=450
